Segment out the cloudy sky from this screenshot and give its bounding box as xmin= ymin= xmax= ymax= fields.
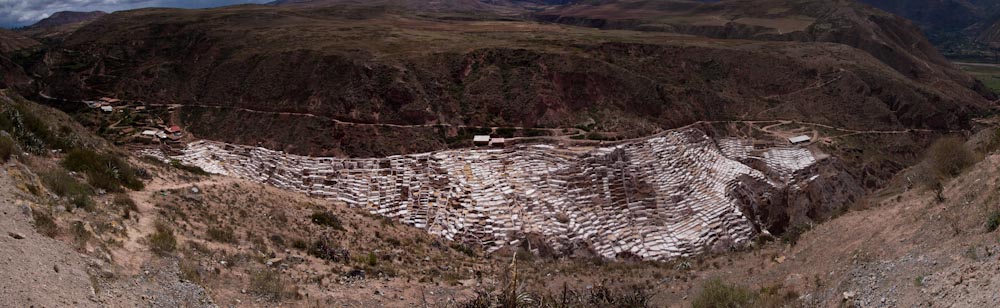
xmin=0 ymin=0 xmax=271 ymax=28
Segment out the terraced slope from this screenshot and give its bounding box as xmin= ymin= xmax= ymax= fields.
xmin=146 ymin=127 xmax=860 ymax=260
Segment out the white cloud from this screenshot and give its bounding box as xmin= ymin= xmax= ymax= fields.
xmin=0 ymin=0 xmax=270 ymax=28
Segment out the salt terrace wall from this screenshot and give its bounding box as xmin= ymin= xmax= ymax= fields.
xmin=152 ymin=128 xmax=817 ymax=260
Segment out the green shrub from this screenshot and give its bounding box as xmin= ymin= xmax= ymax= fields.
xmin=70 ymin=195 xmax=96 ymax=212
xmin=781 ymin=224 xmax=812 ymax=246
xmin=62 ymin=148 xmax=144 ymax=192
xmin=170 ymin=159 xmax=210 ymax=176
xmin=250 ymin=269 xmax=288 ymax=301
xmin=309 ymin=210 xmax=345 ymax=231
xmin=114 ymin=194 xmax=138 ymax=212
xmin=149 ymin=222 xmax=177 ymax=256
xmin=451 ymin=243 xmax=477 ymax=257
xmin=366 ymin=251 xmax=378 ymax=267
xmin=291 ymin=238 xmax=308 ymax=250
xmin=926 ymin=136 xmax=977 ymax=181
xmin=207 ymin=226 xmax=238 ymax=243
xmin=464 ymin=283 xmax=652 ymax=308
xmin=32 ymin=211 xmax=59 ymax=237
xmin=495 ymin=127 xmax=517 ymax=138
xmin=692 ymin=279 xmax=756 ymax=308
xmin=987 ymin=211 xmax=1000 ymax=232
xmin=692 ymin=279 xmax=795 ymax=308
xmin=524 ymin=129 xmax=549 ymax=137
xmin=0 ymin=134 xmax=14 ymax=162
xmin=40 ymin=169 xmax=91 ymax=199
xmin=0 ymin=103 xmax=75 ymax=154
xmin=586 ymin=132 xmax=608 ymax=140
xmin=309 ymin=237 xmax=348 ymax=262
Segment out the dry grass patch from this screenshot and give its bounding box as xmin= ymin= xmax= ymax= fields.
xmin=149 ymin=221 xmax=177 ymax=256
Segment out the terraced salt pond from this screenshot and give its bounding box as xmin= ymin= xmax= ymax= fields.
xmin=142 ymin=128 xmax=818 ymax=260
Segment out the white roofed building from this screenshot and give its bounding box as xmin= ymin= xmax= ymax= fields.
xmin=473 ymin=135 xmax=491 ymax=145
xmin=788 ymin=135 xmax=811 ymax=144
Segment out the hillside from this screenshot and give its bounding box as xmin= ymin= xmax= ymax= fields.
xmin=4 ymin=1 xmax=1000 ymax=306
xmin=18 ymin=11 xmax=108 ymax=40
xmin=3 ymin=85 xmax=1000 ymax=306
xmin=856 ymin=0 xmax=1000 ymax=61
xmin=27 ymin=11 xmax=107 ymax=29
xmin=667 ymin=128 xmax=1000 ymax=307
xmin=23 ymin=0 xmax=993 ymax=159
xmin=0 ymin=90 xmax=688 ymax=306
xmin=0 ymin=30 xmax=38 ymax=90
xmin=535 ymin=0 xmax=993 ymax=101
xmin=0 ymin=29 xmax=38 ymax=53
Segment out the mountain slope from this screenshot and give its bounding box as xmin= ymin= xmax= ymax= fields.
xmin=24 ymin=1 xmax=992 ymax=157
xmin=856 ymin=0 xmax=1000 ymax=60
xmin=0 ymin=29 xmax=38 ymax=53
xmin=535 ymin=0 xmax=994 ymax=102
xmin=27 ymin=11 xmax=108 ymax=29
xmin=0 ymin=30 xmax=38 ymax=90
xmin=18 ymin=11 xmax=108 ymax=40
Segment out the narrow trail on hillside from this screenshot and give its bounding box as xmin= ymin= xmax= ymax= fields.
xmin=117 ymin=176 xmax=242 ymax=270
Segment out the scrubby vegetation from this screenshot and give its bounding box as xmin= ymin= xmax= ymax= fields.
xmin=249 ymin=269 xmax=293 ymax=301
xmin=691 ymin=278 xmax=796 ymax=308
xmin=780 ymin=223 xmax=812 ymax=246
xmin=309 ymin=210 xmax=345 ymax=231
xmin=206 ymin=226 xmax=238 ymax=243
xmin=32 ymin=210 xmax=59 ymax=238
xmin=308 ymin=237 xmax=349 ymax=262
xmin=0 ymin=134 xmax=14 ymax=162
xmin=987 ymin=211 xmax=1000 ymax=232
xmin=62 ymin=148 xmax=144 ymax=192
xmin=170 ymin=159 xmax=210 ymax=175
xmin=0 ymin=98 xmax=77 ymax=154
xmin=925 ymin=136 xmax=977 ymax=182
xmin=39 ymin=169 xmax=93 ymax=211
xmin=113 ymin=194 xmax=138 ymax=216
xmin=149 ymin=222 xmax=177 ymax=256
xmin=462 ymin=281 xmax=653 ymax=308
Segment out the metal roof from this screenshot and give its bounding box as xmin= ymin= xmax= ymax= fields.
xmin=788 ymin=135 xmax=811 ymax=144
xmin=473 ymin=135 xmax=491 ymax=142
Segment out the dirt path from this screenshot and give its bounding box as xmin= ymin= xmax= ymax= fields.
xmin=117 ymin=175 xmax=242 ymax=270
xmin=953 ymin=61 xmax=1000 ymax=68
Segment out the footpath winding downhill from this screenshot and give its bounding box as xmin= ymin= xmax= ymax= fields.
xmin=118 ymin=176 xmax=241 ymax=270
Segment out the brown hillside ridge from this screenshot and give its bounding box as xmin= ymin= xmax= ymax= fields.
xmin=4 ymin=86 xmax=1000 ymax=306
xmin=25 ymin=0 xmax=993 ymax=157
xmin=535 ymin=0 xmax=994 ymax=105
xmin=0 ymin=30 xmax=38 ymax=90
xmin=4 ymin=0 xmax=1000 ymax=306
xmin=0 ymin=29 xmax=38 ymax=54
xmin=27 ymin=11 xmax=107 ymax=29
xmin=18 ymin=11 xmax=108 ymax=40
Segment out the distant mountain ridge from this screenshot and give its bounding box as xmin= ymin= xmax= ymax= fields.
xmin=19 ymin=11 xmax=108 ymax=40
xmin=27 ymin=11 xmax=107 ymax=29
xmin=856 ymin=0 xmax=1000 ymax=60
